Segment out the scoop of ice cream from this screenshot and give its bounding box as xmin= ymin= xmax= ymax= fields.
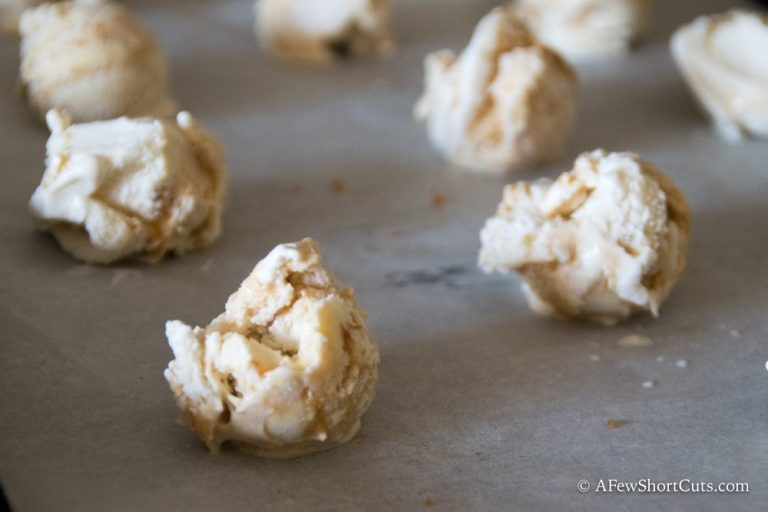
xmin=671 ymin=10 xmax=768 ymax=142
xmin=414 ymin=7 xmax=578 ymax=173
xmin=254 ymin=0 xmax=394 ymax=64
xmin=478 ymin=149 xmax=690 ymax=325
xmin=511 ymin=0 xmax=652 ymax=62
xmin=164 ymin=238 xmax=379 ymax=458
xmin=19 ymin=0 xmax=176 ymax=121
xmin=29 ymin=109 xmax=226 ymax=264
xmin=0 ymin=0 xmax=50 ymax=34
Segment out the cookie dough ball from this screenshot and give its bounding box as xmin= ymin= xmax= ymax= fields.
xmin=671 ymin=10 xmax=768 ymax=142
xmin=511 ymin=0 xmax=652 ymax=62
xmin=0 ymin=0 xmax=49 ymax=34
xmin=414 ymin=7 xmax=578 ymax=173
xmin=29 ymin=109 xmax=226 ymax=264
xmin=19 ymin=0 xmax=176 ymax=122
xmin=254 ymin=0 xmax=394 ymax=64
xmin=478 ymin=150 xmax=690 ymax=325
xmin=164 ymin=238 xmax=379 ymax=458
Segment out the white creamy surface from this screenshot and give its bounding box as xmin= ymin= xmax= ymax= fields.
xmin=672 ymin=9 xmax=768 ymax=141
xmin=511 ymin=0 xmax=652 ymax=61
xmin=479 ymin=149 xmax=690 ymax=324
xmin=255 ymin=0 xmax=394 ymax=63
xmin=164 ymin=238 xmax=379 ymax=458
xmin=19 ymin=0 xmax=176 ymax=121
xmin=415 ymin=7 xmax=578 ymax=173
xmin=29 ymin=109 xmax=227 ymax=264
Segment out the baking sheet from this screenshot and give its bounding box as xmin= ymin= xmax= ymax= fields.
xmin=1 ymin=0 xmax=767 ymax=510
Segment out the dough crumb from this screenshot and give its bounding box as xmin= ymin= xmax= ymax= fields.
xmin=617 ymin=334 xmax=653 ymax=348
xmin=200 ymin=259 xmax=214 ymax=274
xmin=431 ymin=193 xmax=446 ymax=209
xmin=331 ymin=178 xmax=346 ymax=194
xmin=110 ymin=269 xmax=142 ymax=286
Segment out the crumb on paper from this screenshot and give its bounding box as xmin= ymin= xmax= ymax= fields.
xmin=606 ymin=419 xmax=627 ymax=429
xmin=331 ymin=178 xmax=346 ymax=194
xmin=110 ymin=269 xmax=142 ymax=285
xmin=200 ymin=259 xmax=214 ymax=274
xmin=642 ymin=380 xmax=656 ymax=389
xmin=66 ymin=264 xmax=93 ymax=277
xmin=425 ymin=497 xmax=435 ymax=508
xmin=431 ymin=193 xmax=446 ymax=209
xmin=617 ymin=334 xmax=653 ymax=348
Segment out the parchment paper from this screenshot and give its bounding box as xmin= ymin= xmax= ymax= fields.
xmin=1 ymin=0 xmax=767 ymax=510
